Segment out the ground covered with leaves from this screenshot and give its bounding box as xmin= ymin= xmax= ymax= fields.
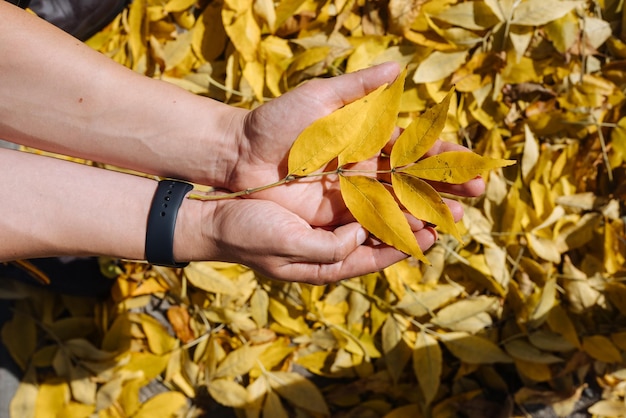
xmin=3 ymin=0 xmax=626 ymax=417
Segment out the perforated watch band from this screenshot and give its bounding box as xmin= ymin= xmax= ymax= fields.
xmin=145 ymin=179 xmax=193 ymax=267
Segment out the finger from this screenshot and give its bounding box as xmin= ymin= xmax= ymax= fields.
xmin=296 ymin=61 xmax=402 ymax=111
xmin=278 ymin=226 xmax=438 ymax=285
xmin=428 ymin=176 xmax=486 ymax=197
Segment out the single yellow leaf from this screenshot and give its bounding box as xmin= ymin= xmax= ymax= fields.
xmin=527 ymin=277 xmax=557 ymax=328
xmin=413 ymin=51 xmax=468 ymax=84
xmin=381 ymin=315 xmax=411 ymax=383
xmin=396 ymin=284 xmax=463 ymax=317
xmin=208 ymin=378 xmax=250 ymax=408
xmin=214 ymin=343 xmax=271 ymax=379
xmin=432 ymin=1 xmax=501 ymax=30
xmin=68 ymin=363 xmax=97 ymax=405
xmin=222 ymin=0 xmax=260 ymax=62
xmin=413 ymin=331 xmax=442 ymax=406
xmin=1 ymin=307 xmax=37 ymax=370
xmin=263 ymin=390 xmax=289 ymax=418
xmin=124 ymin=352 xmax=170 ymax=381
xmin=267 ymin=371 xmax=330 ymax=415
xmin=184 ymin=262 xmax=239 ymax=295
xmin=288 ymin=85 xmax=385 ymax=176
xmin=546 ymin=304 xmax=581 ymax=349
xmin=383 ymin=403 xmax=423 ymax=418
xmin=133 ymin=392 xmax=188 ymax=418
xmin=528 ymin=330 xmax=576 ymax=353
xmin=511 ymin=0 xmax=581 ymax=26
xmin=58 ymin=402 xmax=95 ymax=418
xmin=582 ymin=335 xmax=623 ymax=363
xmin=514 ymin=359 xmax=552 ymax=382
xmin=522 ymin=124 xmax=539 ymax=182
xmin=250 ymin=287 xmax=270 ymax=328
xmin=339 ymin=175 xmax=427 ymax=263
xmin=268 ymin=298 xmax=311 ymax=336
xmin=164 ymin=0 xmax=196 ymax=12
xmin=588 ymin=400 xmax=626 ymax=416
xmin=400 ymin=151 xmax=515 ymax=184
xmin=192 ymin=1 xmax=227 ymax=62
xmin=438 ymin=332 xmax=512 ymax=364
xmin=431 ymin=295 xmax=499 ymax=333
xmin=392 ymin=172 xmax=461 ymax=241
xmin=504 ymin=339 xmax=563 ymax=364
xmin=10 ymin=366 xmax=38 ymax=418
xmin=391 ymin=90 xmax=453 ymax=168
xmin=35 ymin=379 xmax=69 ymax=418
xmin=127 ymin=0 xmax=145 ymax=69
xmin=140 ymin=314 xmax=177 ymax=355
xmin=338 ymin=69 xmax=407 ymax=165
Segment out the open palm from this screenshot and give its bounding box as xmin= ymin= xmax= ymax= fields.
xmin=229 ymin=62 xmax=484 ymax=227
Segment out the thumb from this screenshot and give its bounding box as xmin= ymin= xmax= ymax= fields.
xmin=291 ymin=222 xmax=369 ymax=264
xmin=297 ymin=61 xmax=402 ymax=111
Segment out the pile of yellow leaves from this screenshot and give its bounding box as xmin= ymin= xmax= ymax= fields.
xmin=3 ymin=0 xmax=626 ymax=417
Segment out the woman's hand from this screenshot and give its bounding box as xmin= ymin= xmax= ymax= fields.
xmin=227 ymin=62 xmax=485 ymax=227
xmin=192 ymin=197 xmax=442 ymax=284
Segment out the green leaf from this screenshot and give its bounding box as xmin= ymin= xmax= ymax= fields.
xmin=413 ymin=332 xmax=442 ymax=406
xmin=339 ymin=175 xmax=428 ymax=263
xmin=391 ymin=172 xmax=462 ymax=242
xmin=288 ymin=85 xmax=386 ymax=176
xmin=390 ymin=90 xmax=453 ymax=168
xmin=338 ymin=69 xmax=407 ymax=166
xmin=399 ymin=151 xmax=515 ymax=184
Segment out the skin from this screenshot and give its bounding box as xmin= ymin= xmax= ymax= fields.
xmin=0 ymin=1 xmax=484 ymax=284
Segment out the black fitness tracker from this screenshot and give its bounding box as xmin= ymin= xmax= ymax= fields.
xmin=145 ymin=179 xmax=193 ymax=267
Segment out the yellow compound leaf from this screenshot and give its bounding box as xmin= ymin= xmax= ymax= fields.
xmin=438 ymin=332 xmax=512 ymax=364
xmin=268 ymin=371 xmax=330 ymax=415
xmin=288 ymin=85 xmax=386 ymax=176
xmin=133 ymin=392 xmax=188 ymax=418
xmin=413 ymin=331 xmax=442 ymax=406
xmin=400 ymin=151 xmax=516 ymax=184
xmin=390 ymin=90 xmax=453 ymax=168
xmin=391 ymin=172 xmax=461 ymax=242
xmin=582 ymin=335 xmax=623 ymax=363
xmin=338 ymin=69 xmax=407 ymax=166
xmin=339 ymin=175 xmax=427 ymax=263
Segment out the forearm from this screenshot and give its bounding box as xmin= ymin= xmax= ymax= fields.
xmin=0 ymin=148 xmax=204 ymax=262
xmin=0 ymin=2 xmax=245 ymax=188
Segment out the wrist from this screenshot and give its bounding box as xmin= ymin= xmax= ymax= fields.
xmin=171 ymin=191 xmax=214 ymax=264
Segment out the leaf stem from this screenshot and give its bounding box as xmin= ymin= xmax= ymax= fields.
xmin=187 ymin=168 xmax=394 ymax=201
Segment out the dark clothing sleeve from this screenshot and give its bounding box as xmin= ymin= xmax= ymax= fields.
xmin=5 ymin=0 xmax=31 ymax=8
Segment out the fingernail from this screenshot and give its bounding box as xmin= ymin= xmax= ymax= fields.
xmin=356 ymin=227 xmax=368 ymax=244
